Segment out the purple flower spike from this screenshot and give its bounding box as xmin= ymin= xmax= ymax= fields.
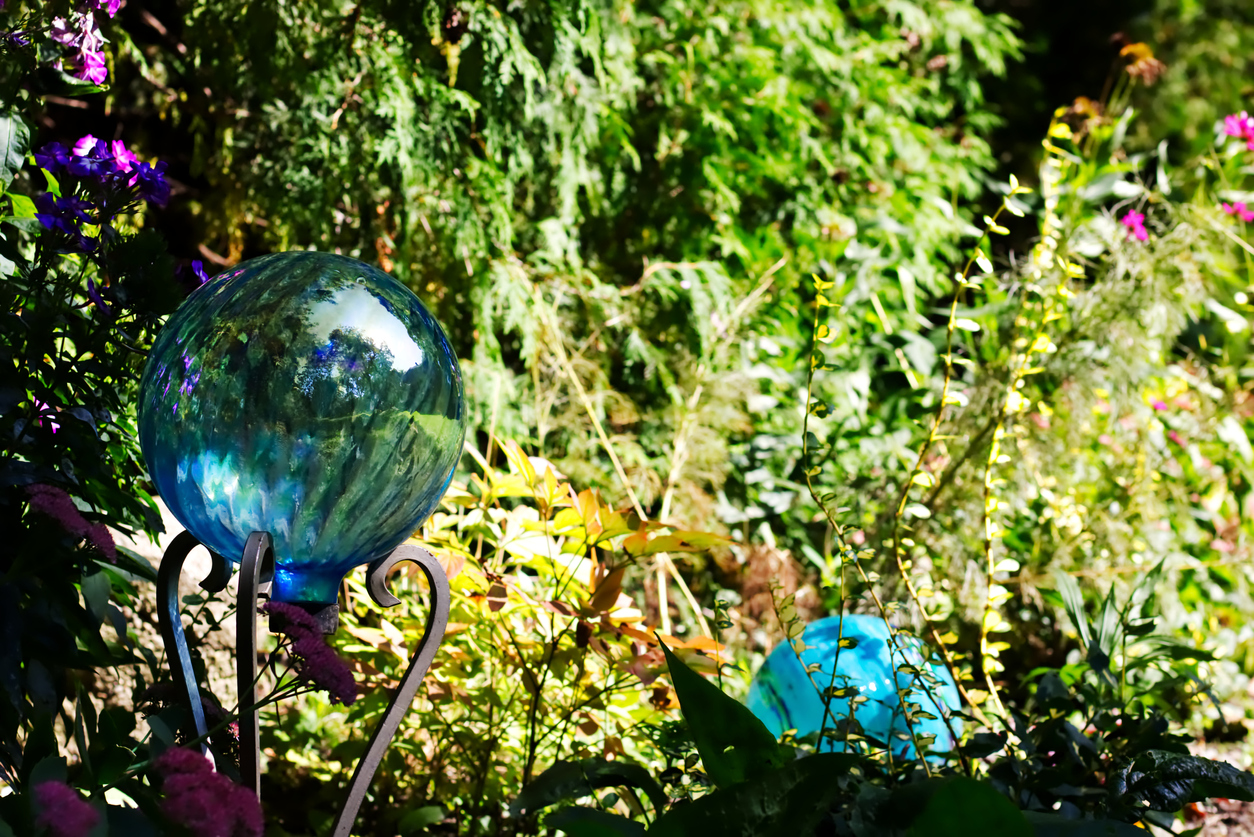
xmin=34 ymin=142 xmax=72 ymax=173
xmin=130 ymin=160 xmax=169 ymax=206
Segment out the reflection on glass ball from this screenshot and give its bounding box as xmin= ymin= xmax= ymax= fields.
xmin=747 ymin=615 xmax=961 ymax=759
xmin=138 ymin=252 xmax=465 ymax=604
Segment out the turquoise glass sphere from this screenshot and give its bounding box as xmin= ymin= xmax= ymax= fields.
xmin=747 ymin=615 xmax=961 ymax=759
xmin=138 ymin=252 xmax=465 ymax=604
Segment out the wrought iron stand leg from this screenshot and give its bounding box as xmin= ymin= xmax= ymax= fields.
xmin=157 ymin=530 xmax=231 ymax=755
xmin=331 ymin=545 xmax=450 ymax=837
xmin=236 ymin=532 xmax=274 ymax=801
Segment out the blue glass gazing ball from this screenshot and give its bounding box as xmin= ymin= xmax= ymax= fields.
xmin=747 ymin=615 xmax=961 ymax=759
xmin=138 ymin=252 xmax=465 ymax=605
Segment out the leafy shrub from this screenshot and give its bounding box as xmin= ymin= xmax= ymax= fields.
xmin=261 ymin=440 xmax=729 ymax=835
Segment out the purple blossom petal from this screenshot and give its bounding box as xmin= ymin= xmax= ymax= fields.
xmin=66 ymin=141 xmax=115 ymax=178
xmin=50 ymin=16 xmax=76 ymax=47
xmin=71 ymin=49 xmax=108 ymax=86
xmin=129 ymin=159 xmax=169 ymax=206
xmin=34 ymin=142 xmax=72 ymax=173
xmin=109 ymin=139 xmax=137 ymax=173
xmin=85 ymin=276 xmax=111 ymax=316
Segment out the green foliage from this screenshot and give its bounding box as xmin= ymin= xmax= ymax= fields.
xmin=655 ymin=639 xmax=785 ymax=788
xmin=261 ymin=443 xmax=731 ymax=834
xmin=109 ymin=0 xmax=1021 ymax=522
xmin=517 ymin=609 xmax=1250 ymax=835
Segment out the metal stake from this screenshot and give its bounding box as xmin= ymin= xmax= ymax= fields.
xmin=156 ymin=533 xmax=448 ymax=836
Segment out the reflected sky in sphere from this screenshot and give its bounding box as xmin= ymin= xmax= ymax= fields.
xmin=138 ymin=252 xmax=465 ymax=604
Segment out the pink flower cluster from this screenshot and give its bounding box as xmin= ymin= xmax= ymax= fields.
xmin=1223 ymin=201 xmax=1254 ymax=222
xmin=1225 ymin=111 xmax=1254 ymax=150
xmin=34 ymin=781 xmax=99 ymax=837
xmin=263 ymin=602 xmax=359 ymax=706
xmin=1120 ymin=209 xmax=1148 ymax=242
xmin=26 ymin=484 xmax=116 ymax=562
xmin=49 ymin=2 xmax=121 ymax=86
xmin=156 ymin=747 xmax=264 ymax=837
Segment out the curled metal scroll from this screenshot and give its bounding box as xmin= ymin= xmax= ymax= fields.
xmin=332 ymin=545 xmax=450 ymax=837
xmin=156 ymin=530 xmax=231 ymax=753
xmin=236 ymin=532 xmax=275 ymax=800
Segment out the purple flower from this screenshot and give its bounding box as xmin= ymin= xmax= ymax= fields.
xmin=129 ymin=159 xmax=169 ymax=206
xmin=26 ymin=484 xmax=116 ymax=561
xmin=72 ymin=135 xmax=103 ymax=156
xmin=110 ymin=139 xmax=138 ymax=173
xmin=35 ymin=193 xmax=94 ymax=234
xmin=1120 ymin=209 xmax=1148 ymax=242
xmin=156 ymin=748 xmax=264 ymax=837
xmin=67 ymin=138 xmax=115 ymax=179
xmin=34 ymin=142 xmax=72 ymax=173
xmin=34 ymin=781 xmax=99 ymax=837
xmin=94 ymin=0 xmax=123 ymax=17
xmin=85 ymin=276 xmax=111 ymax=317
xmin=72 ymin=49 xmax=108 ymax=86
xmin=263 ymin=602 xmax=359 ymax=706
xmin=50 ymin=17 xmax=77 ymax=47
xmin=6 ymin=31 xmax=30 ymax=47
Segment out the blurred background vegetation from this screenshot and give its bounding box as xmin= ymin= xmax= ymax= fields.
xmin=17 ymin=0 xmax=1254 ymax=831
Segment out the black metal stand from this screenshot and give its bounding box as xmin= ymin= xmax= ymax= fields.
xmin=156 ymin=532 xmax=449 ymax=836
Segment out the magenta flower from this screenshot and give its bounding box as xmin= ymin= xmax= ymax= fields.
xmin=1120 ymin=209 xmax=1148 ymax=241
xmin=263 ymin=602 xmax=359 ymax=706
xmin=34 ymin=781 xmax=99 ymax=837
xmin=72 ymin=50 xmax=108 ymax=86
xmin=26 ymin=484 xmax=117 ymax=562
xmin=32 ymin=397 xmax=61 ymax=433
xmin=50 ymin=12 xmax=109 ymax=86
xmin=156 ymin=748 xmax=264 ymax=837
xmin=110 ymin=139 xmax=138 ymax=173
xmin=1151 ymin=400 xmax=1168 ymax=411
xmin=1225 ymin=111 xmax=1254 ymax=141
xmin=1223 ymin=201 xmax=1254 ymax=222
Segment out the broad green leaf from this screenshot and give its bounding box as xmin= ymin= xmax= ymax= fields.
xmin=8 ymin=192 xmax=35 ymax=219
xmin=511 ymin=758 xmax=667 ymax=818
xmin=658 ymin=639 xmax=786 ymax=788
xmin=647 ymin=753 xmax=857 ymax=837
xmin=398 ymin=806 xmax=446 ymax=831
xmin=905 ymin=777 xmax=1030 ymax=837
xmin=1114 ymin=750 xmax=1254 ymax=811
xmin=547 ymin=807 xmax=645 ymax=837
xmin=0 ymin=112 xmax=28 ymax=187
